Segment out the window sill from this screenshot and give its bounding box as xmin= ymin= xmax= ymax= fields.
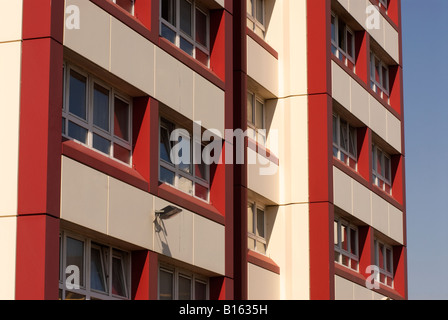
xmin=246 ymin=27 xmax=279 ymax=60
xmin=62 ymin=139 xmax=149 ymax=192
xmin=334 ymin=263 xmax=404 ymax=300
xmin=157 ymin=182 xmax=225 ymax=226
xmin=247 ymin=250 xmax=280 ymax=275
xmin=158 ymin=37 xmax=225 ymax=91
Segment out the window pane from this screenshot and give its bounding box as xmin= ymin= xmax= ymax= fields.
xmin=178 ymin=275 xmax=192 ymax=300
xmin=66 ymin=237 xmax=84 ymax=287
xmin=160 ymin=126 xmax=173 ymax=164
xmin=248 ymin=237 xmax=255 ymax=251
xmin=159 ymin=270 xmax=173 ymax=300
xmin=332 ymin=114 xmax=338 ymax=145
xmin=93 ymin=133 xmax=111 ymax=155
xmin=196 ymin=48 xmax=208 ymax=66
xmin=386 ymin=248 xmax=393 ymax=273
xmin=256 ymin=208 xmax=265 ymax=238
xmin=90 ymin=247 xmax=107 ymax=293
xmin=247 ymin=93 xmax=254 ymax=125
xmin=195 ymin=183 xmax=209 ymax=201
xmin=256 ymin=0 xmax=264 ymax=24
xmin=195 ymin=281 xmax=207 ymax=300
xmin=194 ymin=144 xmax=208 ymax=181
xmin=350 ymin=228 xmax=357 ymax=255
xmin=115 ymin=0 xmax=133 ymax=14
xmin=338 ymin=20 xmax=346 ymax=51
xmin=160 ymin=167 xmax=175 ymax=185
xmin=334 ymin=220 xmax=339 ymax=246
xmin=112 ymin=256 xmax=127 ymax=297
xmin=331 ymin=16 xmax=336 ymax=43
xmin=180 ymin=37 xmax=194 ymax=56
xmin=161 ymin=23 xmax=176 ymax=44
xmin=180 ymin=0 xmax=192 ymax=36
xmin=196 ymin=9 xmax=207 ymax=47
xmin=375 ymin=58 xmax=381 ymax=83
xmin=248 ymin=204 xmax=254 ymax=234
xmin=69 ymin=70 xmax=87 ymax=120
xmin=378 ymin=243 xmax=385 ymax=269
xmin=385 ymin=157 xmax=391 ymax=181
xmin=340 ymin=120 xmax=348 ymax=151
xmin=377 ymin=149 xmax=384 ymax=177
xmin=114 ymin=143 xmax=131 ymax=164
xmin=347 ymin=31 xmax=354 ymax=58
xmin=341 ymin=224 xmax=348 ymax=251
xmin=255 ymin=100 xmax=264 ymax=129
xmin=161 ymin=0 xmax=176 ymax=25
xmin=382 ymin=66 xmax=388 ymax=91
xmin=256 ymin=240 xmax=266 ymax=255
xmin=62 ymin=117 xmax=66 ymax=135
xmin=349 ymin=126 xmax=356 ymax=157
xmin=114 ymin=97 xmax=129 ymax=141
xmin=93 ymin=84 xmax=110 ymax=132
xmin=68 ymin=121 xmax=88 ymax=144
xmin=178 ymin=176 xmax=193 ymax=195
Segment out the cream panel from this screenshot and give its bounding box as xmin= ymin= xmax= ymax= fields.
xmin=387 ymin=111 xmax=402 ymax=153
xmin=371 ymin=192 xmax=389 ymax=236
xmin=247 ymin=36 xmax=279 ymax=96
xmin=352 ymin=178 xmax=371 ymax=224
xmin=384 ymin=21 xmax=400 ymax=63
xmin=108 ymin=177 xmax=154 ymax=250
xmin=194 ymin=73 xmax=225 ymax=135
xmin=388 ymin=205 xmax=404 ymax=244
xmin=335 ymin=275 xmax=354 ymax=300
xmin=331 ymin=61 xmax=351 ymax=110
xmin=0 ymin=0 xmax=22 ymax=42
xmin=213 ymin=0 xmax=225 ymax=8
xmin=369 ymin=96 xmax=387 ymax=139
xmin=0 ymin=217 xmax=17 ymax=300
xmin=64 ymin=0 xmax=111 ymax=71
xmin=333 ymin=167 xmax=353 ymax=214
xmin=0 ymin=42 xmax=21 ymax=216
xmin=60 ymin=157 xmax=108 ymax=234
xmin=353 ymin=282 xmax=375 ymax=300
xmin=193 ymin=214 xmax=225 ymax=275
xmin=350 ymin=78 xmax=370 ymax=125
xmin=110 ymin=18 xmax=155 ymax=96
xmin=248 ymin=263 xmax=280 ymax=300
xmin=247 ymin=148 xmax=280 ymax=204
xmin=153 ymin=197 xmax=194 ymax=265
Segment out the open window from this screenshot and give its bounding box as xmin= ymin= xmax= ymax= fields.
xmin=247 ymin=201 xmax=267 ymax=255
xmin=247 ymin=91 xmax=267 ymax=147
xmin=370 ymin=52 xmax=390 ymax=104
xmin=247 ymin=0 xmax=266 ymax=38
xmin=331 ymin=12 xmax=356 ymax=71
xmin=334 ymin=216 xmax=359 ymax=271
xmin=374 ymin=237 xmax=394 ymax=288
xmin=159 ymin=264 xmax=209 ymax=300
xmin=372 ymin=143 xmax=392 ymax=195
xmin=333 ymin=113 xmax=357 ymax=171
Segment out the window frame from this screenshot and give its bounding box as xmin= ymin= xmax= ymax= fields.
xmin=158 ymin=264 xmax=209 ymax=300
xmin=247 ymin=201 xmax=267 ymax=255
xmin=332 ymin=113 xmax=358 ymax=170
xmin=159 ymin=0 xmax=211 ymax=67
xmin=372 ymin=143 xmax=392 ymax=195
xmin=59 ymin=230 xmax=131 ymax=300
xmin=370 ymin=52 xmax=390 ymax=101
xmin=112 ymin=0 xmax=135 ymax=15
xmin=158 ymin=117 xmax=211 ymax=203
xmin=247 ymin=0 xmax=266 ymax=38
xmin=331 ymin=12 xmax=356 ymax=71
xmin=62 ymin=63 xmax=133 ymax=166
xmin=374 ymin=238 xmax=394 ymax=288
xmin=334 ymin=216 xmax=359 ymax=272
xmin=247 ymin=91 xmax=267 ymax=147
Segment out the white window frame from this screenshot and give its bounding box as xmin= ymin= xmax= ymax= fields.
xmin=62 ymin=63 xmax=133 ymax=166
xmin=247 ymin=91 xmax=267 ymax=147
xmin=374 ymin=238 xmax=394 ymax=288
xmin=331 ymin=12 xmax=356 ymax=70
xmin=158 ymin=264 xmax=209 ymax=300
xmin=370 ymin=52 xmax=390 ymax=101
xmin=334 ymin=217 xmax=359 ymax=271
xmin=372 ymin=143 xmax=392 ymax=195
xmin=159 ymin=117 xmax=210 ymax=203
xmin=247 ymin=201 xmax=267 ymax=255
xmin=159 ymin=0 xmax=210 ymax=67
xmin=112 ymin=0 xmax=135 ymax=15
xmin=247 ymin=0 xmax=266 ymax=38
xmin=333 ymin=113 xmax=357 ymax=170
xmin=59 ymin=230 xmax=131 ymax=300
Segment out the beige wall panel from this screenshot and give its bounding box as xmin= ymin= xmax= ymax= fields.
xmin=335 ymin=275 xmax=354 ymax=300
xmin=388 ymin=204 xmax=404 ymax=244
xmin=248 ymin=263 xmax=280 ymax=300
xmin=384 ymin=21 xmax=400 ymax=63
xmin=331 ymin=61 xmax=351 ymax=110
xmin=352 ymin=179 xmax=371 ymax=225
xmin=110 ymin=18 xmax=155 ymax=96
xmin=108 ymin=177 xmax=154 ymax=249
xmin=369 ymin=96 xmax=387 ymax=140
xmin=193 ymin=214 xmax=225 ymax=275
xmin=193 ymin=73 xmax=225 ymax=135
xmin=153 ymin=197 xmax=194 ymax=265
xmin=60 ymin=157 xmax=108 ymax=234
xmin=247 ymin=36 xmax=279 ymax=96
xmin=0 ymin=217 xmax=17 ymax=300
xmin=64 ymin=0 xmax=111 ymax=70
xmin=353 ymin=282 xmax=375 ymax=300
xmin=346 ymin=0 xmax=368 ymax=30
xmin=333 ymin=167 xmax=353 ymax=214
xmin=350 ymin=78 xmax=370 ymax=125
xmin=386 ymin=112 xmax=402 ymax=153
xmin=0 ymin=42 xmax=21 ymax=216
xmin=371 ymin=192 xmax=389 ymax=236
xmin=247 ymin=148 xmax=280 ymax=204
xmin=0 ymin=0 xmax=22 ymax=42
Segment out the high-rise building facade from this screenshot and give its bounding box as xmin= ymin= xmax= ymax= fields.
xmin=0 ymin=0 xmax=406 ymax=300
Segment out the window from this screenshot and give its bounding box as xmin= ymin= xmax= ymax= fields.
xmin=379 ymin=0 xmax=388 ymax=11
xmin=374 ymin=238 xmax=394 ymax=287
xmin=63 ymin=64 xmax=132 ymax=165
xmin=111 ymin=0 xmax=134 ymax=14
xmin=160 ymin=0 xmax=210 ymax=67
xmin=247 ymin=92 xmax=266 ymax=146
xmin=159 ymin=117 xmax=210 ymax=202
xmin=372 ymin=144 xmax=392 ymax=195
xmin=331 ymin=12 xmax=356 ymax=71
xmin=59 ymin=231 xmax=130 ymax=300
xmin=334 ymin=217 xmax=359 ymax=271
xmin=247 ymin=0 xmax=266 ymax=38
xmin=159 ymin=265 xmax=209 ymax=300
xmin=370 ymin=52 xmax=390 ymax=103
xmin=248 ymin=201 xmax=267 ymax=255
xmin=333 ymin=113 xmax=357 ymax=170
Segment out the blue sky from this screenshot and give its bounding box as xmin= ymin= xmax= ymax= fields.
xmin=402 ymin=0 xmax=448 ymax=300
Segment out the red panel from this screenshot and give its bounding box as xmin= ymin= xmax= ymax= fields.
xmin=132 ymin=97 xmax=151 ymax=184
xmin=131 ymin=250 xmax=158 ymax=300
xmin=15 ymin=215 xmax=60 ymax=300
xmin=389 ymin=65 xmax=403 ymax=116
xmin=133 ymin=0 xmax=152 ymax=30
xmin=210 ymin=10 xmax=226 ymax=81
xmin=393 ymin=246 xmax=408 ymax=299
xmin=210 ymin=277 xmax=234 ymax=300
xmin=22 ymin=0 xmax=64 ymax=42
xmin=355 ymin=31 xmax=369 ymax=85
xmin=18 ymin=38 xmax=63 ymax=218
